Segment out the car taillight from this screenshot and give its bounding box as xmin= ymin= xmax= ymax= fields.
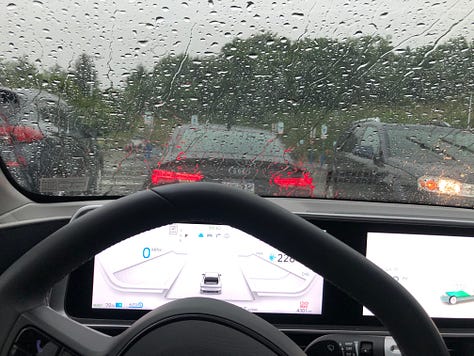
xmin=1 ymin=147 xmax=27 ymax=167
xmin=272 ymin=172 xmax=314 ymax=189
xmin=151 ymin=169 xmax=204 ymax=185
xmin=5 ymin=161 xmax=20 ymax=167
xmin=0 ymin=125 xmax=44 ymax=143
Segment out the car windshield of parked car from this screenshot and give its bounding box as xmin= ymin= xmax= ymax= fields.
xmin=0 ymin=0 xmax=473 ymax=207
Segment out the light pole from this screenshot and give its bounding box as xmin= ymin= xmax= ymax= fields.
xmin=468 ymin=93 xmax=472 ymax=130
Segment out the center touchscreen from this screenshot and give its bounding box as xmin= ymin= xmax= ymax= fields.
xmin=365 ymin=232 xmax=474 ymax=318
xmin=92 ymin=223 xmax=323 ymax=314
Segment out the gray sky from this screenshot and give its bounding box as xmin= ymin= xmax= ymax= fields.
xmin=1 ymin=0 xmax=473 ymax=87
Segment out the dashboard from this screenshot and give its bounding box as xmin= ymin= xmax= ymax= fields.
xmin=46 ymin=203 xmax=473 ymax=355
xmin=69 ymin=223 xmax=474 ymax=318
xmin=66 ymin=216 xmax=474 ymax=326
xmin=2 ymin=199 xmax=474 ymax=355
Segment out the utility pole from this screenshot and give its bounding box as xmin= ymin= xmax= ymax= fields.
xmin=468 ymin=93 xmax=472 ymax=130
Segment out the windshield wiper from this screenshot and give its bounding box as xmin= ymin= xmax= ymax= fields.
xmin=439 ymin=137 xmax=474 ymax=155
xmin=405 ymin=136 xmax=458 ymax=161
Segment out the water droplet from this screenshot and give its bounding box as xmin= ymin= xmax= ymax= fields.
xmin=7 ymin=3 xmax=16 ymax=9
xmin=292 ymin=12 xmax=305 ymax=19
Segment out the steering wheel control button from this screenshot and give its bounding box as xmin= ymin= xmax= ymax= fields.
xmin=343 ymin=341 xmax=356 ymax=355
xmin=306 ymin=335 xmax=387 ymax=356
xmin=305 ymin=340 xmax=343 ymax=356
xmin=12 ymin=327 xmax=60 ymax=356
xmin=360 ymin=341 xmax=374 ymax=355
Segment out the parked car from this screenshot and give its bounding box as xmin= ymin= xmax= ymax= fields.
xmin=200 ymin=272 xmax=222 ymax=294
xmin=326 ymin=119 xmax=474 ymax=206
xmin=144 ymin=124 xmax=314 ymax=197
xmin=0 ymin=88 xmax=102 ymax=195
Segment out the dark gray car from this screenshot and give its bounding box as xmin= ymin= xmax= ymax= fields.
xmin=144 ymin=124 xmax=314 ymax=197
xmin=326 ymin=120 xmax=474 ymax=207
xmin=0 ymin=88 xmax=102 ymax=195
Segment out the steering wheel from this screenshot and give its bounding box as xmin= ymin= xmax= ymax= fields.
xmin=0 ymin=183 xmax=448 ymax=355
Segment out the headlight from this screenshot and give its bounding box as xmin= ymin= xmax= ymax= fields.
xmin=418 ymin=176 xmax=473 ymax=197
xmin=437 ymin=179 xmax=462 ymax=195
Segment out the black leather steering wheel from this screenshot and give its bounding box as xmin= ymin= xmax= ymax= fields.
xmin=0 ymin=183 xmax=448 ymax=355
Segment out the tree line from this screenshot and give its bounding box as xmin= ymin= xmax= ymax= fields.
xmin=0 ymin=33 xmax=473 ymax=146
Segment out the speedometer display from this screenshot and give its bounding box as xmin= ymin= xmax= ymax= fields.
xmin=92 ymin=223 xmax=323 ymax=314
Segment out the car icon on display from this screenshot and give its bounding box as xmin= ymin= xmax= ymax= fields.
xmin=441 ymin=291 xmax=474 ymax=305
xmin=200 ymin=272 xmax=222 ymax=294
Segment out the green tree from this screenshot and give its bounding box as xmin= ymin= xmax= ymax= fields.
xmin=72 ymin=53 xmax=99 ymax=97
xmin=0 ymin=56 xmax=40 ymax=88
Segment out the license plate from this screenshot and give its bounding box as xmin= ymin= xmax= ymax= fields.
xmin=221 ymin=181 xmax=255 ymax=192
xmin=40 ymin=177 xmax=90 ymax=193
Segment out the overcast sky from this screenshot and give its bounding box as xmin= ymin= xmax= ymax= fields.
xmin=1 ymin=0 xmax=473 ymax=87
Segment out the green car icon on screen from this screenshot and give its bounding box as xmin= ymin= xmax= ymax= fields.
xmin=441 ymin=291 xmax=474 ymax=305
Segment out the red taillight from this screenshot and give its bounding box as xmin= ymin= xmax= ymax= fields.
xmin=151 ymin=169 xmax=204 ymax=185
xmin=0 ymin=125 xmax=43 ymax=143
xmin=6 ymin=161 xmax=20 ymax=167
xmin=272 ymin=172 xmax=314 ymax=189
xmin=4 ymin=154 xmax=27 ymax=167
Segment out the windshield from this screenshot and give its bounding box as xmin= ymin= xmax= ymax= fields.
xmin=0 ymin=0 xmax=473 ymax=207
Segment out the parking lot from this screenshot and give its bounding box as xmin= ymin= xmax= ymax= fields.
xmin=100 ymin=149 xmax=149 ymax=196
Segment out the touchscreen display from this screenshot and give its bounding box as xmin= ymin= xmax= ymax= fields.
xmin=365 ymin=232 xmax=474 ymax=318
xmin=92 ymin=223 xmax=323 ymax=314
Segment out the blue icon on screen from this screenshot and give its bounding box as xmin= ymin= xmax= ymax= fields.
xmin=198 ymin=233 xmax=204 ymax=238
xmin=269 ymin=254 xmax=276 ymax=261
xmin=115 ymin=302 xmax=123 ymax=308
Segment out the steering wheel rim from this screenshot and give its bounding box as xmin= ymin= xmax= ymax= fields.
xmin=0 ymin=183 xmax=448 ymax=355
